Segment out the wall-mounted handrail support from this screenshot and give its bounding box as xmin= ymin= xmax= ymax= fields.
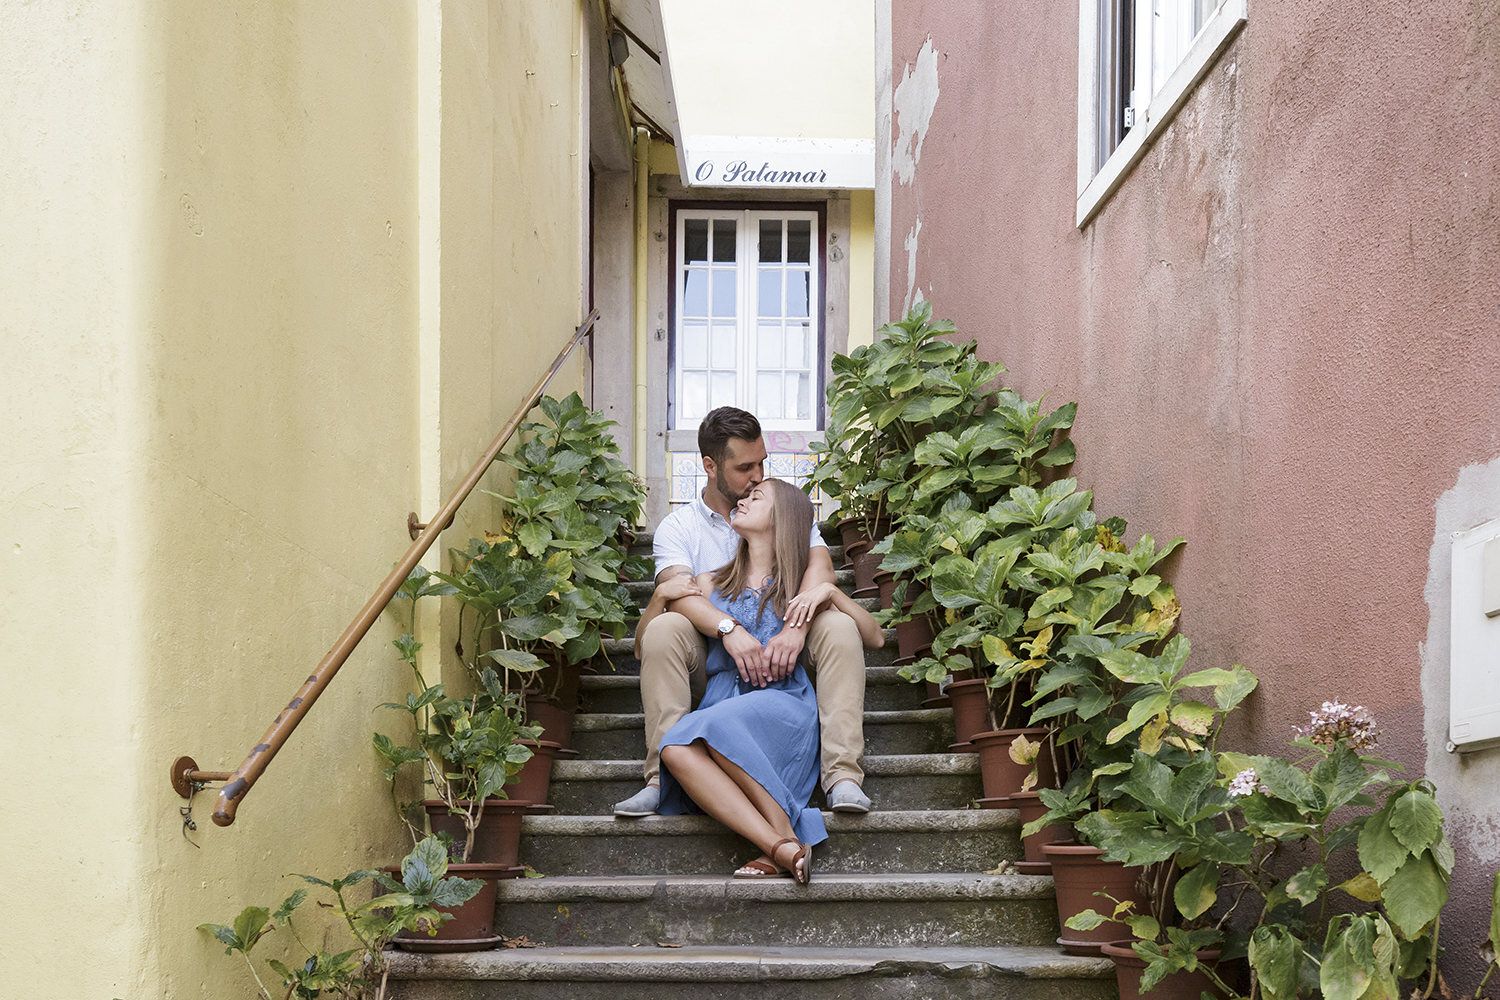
xmin=174 ymin=310 xmax=599 ymax=827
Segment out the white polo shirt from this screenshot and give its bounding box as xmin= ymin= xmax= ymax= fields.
xmin=653 ymin=492 xmax=827 ymax=580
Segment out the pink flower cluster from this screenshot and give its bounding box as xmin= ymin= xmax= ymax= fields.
xmin=1294 ymin=700 xmax=1380 ymax=750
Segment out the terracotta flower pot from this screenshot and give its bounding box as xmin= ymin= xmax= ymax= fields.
xmin=946 ymin=678 xmax=992 ymax=749
xmin=875 ymin=573 xmax=935 ymax=665
xmin=509 ymin=738 xmax=563 ymax=812
xmin=851 ymin=548 xmax=883 ymax=598
xmin=978 ymin=789 xmax=1072 ymax=874
xmin=388 ymin=861 xmax=521 ymax=953
xmin=1101 ymin=942 xmax=1228 ymax=1000
xmin=424 ymin=798 xmax=531 ymax=866
xmin=836 ymin=516 xmax=867 ymax=568
xmin=1042 ymin=842 xmax=1150 ymax=956
xmin=524 ymin=692 xmax=578 ymax=754
xmin=921 ymin=679 xmax=950 ymax=709
xmin=970 ymin=727 xmax=1056 ymax=800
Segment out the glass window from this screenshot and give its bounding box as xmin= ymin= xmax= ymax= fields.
xmin=672 ymin=207 xmax=822 ymax=432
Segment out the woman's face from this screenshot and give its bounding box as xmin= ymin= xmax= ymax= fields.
xmin=731 ymin=484 xmax=774 ymax=535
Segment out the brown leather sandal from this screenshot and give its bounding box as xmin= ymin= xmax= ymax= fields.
xmin=732 ymin=856 xmax=789 ymax=879
xmin=770 ymin=838 xmax=812 ymax=885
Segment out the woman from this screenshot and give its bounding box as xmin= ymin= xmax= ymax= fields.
xmin=650 ymin=478 xmax=885 ymax=884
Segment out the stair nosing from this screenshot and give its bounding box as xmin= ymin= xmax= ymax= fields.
xmin=552 ymin=752 xmax=981 ymax=781
xmin=385 ymin=943 xmax=1116 ymax=981
xmin=574 ymin=708 xmax=953 ymax=731
xmin=521 ymin=809 xmax=1017 ymax=836
xmin=495 ymin=871 xmax=1055 ymax=903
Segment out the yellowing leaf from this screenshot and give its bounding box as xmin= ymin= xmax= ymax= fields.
xmin=1170 ymin=700 xmax=1217 ymax=736
xmin=1339 ymin=872 xmax=1384 ymax=903
xmin=946 ymin=608 xmax=959 ymax=625
xmin=1026 ymin=625 xmax=1055 ymax=659
xmin=1139 ymin=715 xmax=1168 ymax=756
xmin=1009 ymin=733 xmax=1040 ymax=766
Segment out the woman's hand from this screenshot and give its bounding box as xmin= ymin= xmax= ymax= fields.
xmin=654 ymin=572 xmax=702 ymax=604
xmin=783 ymin=581 xmax=837 ymax=629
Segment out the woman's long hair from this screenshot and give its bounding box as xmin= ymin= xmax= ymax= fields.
xmin=711 ymin=478 xmax=814 ymax=622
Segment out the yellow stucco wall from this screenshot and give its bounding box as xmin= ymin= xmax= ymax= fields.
xmin=848 ymin=188 xmax=876 ymax=349
xmin=3 ymin=2 xmax=591 ymax=996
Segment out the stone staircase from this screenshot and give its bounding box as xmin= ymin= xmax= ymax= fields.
xmin=385 ymin=533 xmax=1114 ymax=999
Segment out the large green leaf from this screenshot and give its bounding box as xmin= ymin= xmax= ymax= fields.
xmin=1173 ymin=861 xmax=1219 ymax=920
xmin=428 ymin=875 xmax=484 ymax=909
xmin=1285 ymin=863 xmax=1329 ymax=904
xmin=1358 ymin=802 xmax=1411 ymax=884
xmin=1381 ymin=852 xmax=1448 ymax=938
xmin=1249 ymin=926 xmax=1302 ymax=1000
xmin=1320 ymin=929 xmax=1373 ymax=1000
xmin=1387 ymin=788 xmax=1443 ymax=855
xmin=1106 ymin=691 xmax=1170 ymax=745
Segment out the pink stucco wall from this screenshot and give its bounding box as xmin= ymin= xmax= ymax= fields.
xmin=887 ymin=0 xmax=1500 ymax=978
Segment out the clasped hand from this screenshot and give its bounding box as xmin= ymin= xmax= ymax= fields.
xmin=729 ymin=582 xmax=835 ymax=687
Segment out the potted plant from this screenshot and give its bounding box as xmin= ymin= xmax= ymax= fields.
xmin=198 ymin=835 xmax=487 ymax=996
xmin=376 ymin=568 xmax=541 ymax=864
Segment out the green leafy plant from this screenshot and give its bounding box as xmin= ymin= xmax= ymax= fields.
xmin=198 ymin=836 xmax=481 ymax=1000
xmin=377 ymin=569 xmax=540 ymax=859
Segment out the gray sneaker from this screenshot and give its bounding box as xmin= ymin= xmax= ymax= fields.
xmin=613 ymin=783 xmax=660 ymax=817
xmin=827 ymin=781 xmax=872 ymax=814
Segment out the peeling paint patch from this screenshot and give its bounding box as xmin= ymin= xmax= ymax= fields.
xmin=892 ymin=38 xmax=939 ymax=187
xmin=903 ymin=216 xmax=922 ymax=314
xmin=1422 ymin=453 xmax=1500 ymax=860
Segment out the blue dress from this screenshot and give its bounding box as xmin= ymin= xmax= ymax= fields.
xmin=657 ymin=585 xmax=828 ymax=847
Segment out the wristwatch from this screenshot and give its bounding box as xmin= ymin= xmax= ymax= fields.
xmin=716 ymin=618 xmax=738 ymax=636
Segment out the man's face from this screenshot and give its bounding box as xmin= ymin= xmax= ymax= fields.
xmin=707 ymin=436 xmax=767 ymax=507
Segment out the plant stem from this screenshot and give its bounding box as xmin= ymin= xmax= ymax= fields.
xmin=239 ymin=951 xmax=274 ymax=1000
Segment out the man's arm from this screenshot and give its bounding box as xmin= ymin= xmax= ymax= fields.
xmin=664 ymin=569 xmax=771 ymax=686
xmin=761 ymin=546 xmax=837 ymax=676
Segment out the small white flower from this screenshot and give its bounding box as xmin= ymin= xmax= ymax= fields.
xmin=1228 ymin=768 xmax=1261 ymax=798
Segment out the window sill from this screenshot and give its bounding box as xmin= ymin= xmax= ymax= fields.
xmin=1076 ymin=0 xmax=1248 ymax=228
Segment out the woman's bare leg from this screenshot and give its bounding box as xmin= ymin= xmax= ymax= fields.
xmin=661 ymin=742 xmax=801 ymax=869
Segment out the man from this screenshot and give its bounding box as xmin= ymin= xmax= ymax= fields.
xmin=613 ymin=406 xmax=873 ymax=816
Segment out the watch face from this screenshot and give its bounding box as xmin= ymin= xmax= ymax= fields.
xmin=717 ymin=618 xmax=735 ymax=635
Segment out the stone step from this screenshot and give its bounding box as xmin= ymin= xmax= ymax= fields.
xmin=579 ymin=665 xmax=934 ymax=715
xmin=384 ymin=944 xmax=1115 ymax=1000
xmin=491 ymin=871 xmax=1061 ymax=950
xmin=519 ymin=809 xmax=1019 ymax=876
xmin=570 ymin=707 xmax=956 ymax=760
xmin=547 ymin=753 xmax=982 ymax=815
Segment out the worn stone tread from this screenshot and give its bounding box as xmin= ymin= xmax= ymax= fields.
xmin=522 ymin=808 xmax=1015 ymax=837
xmin=573 ymin=706 xmax=950 ymax=732
xmin=497 ymin=871 xmax=1053 ymax=902
xmin=386 ymin=944 xmax=1114 ymax=982
xmin=552 ymin=752 xmax=980 ymax=782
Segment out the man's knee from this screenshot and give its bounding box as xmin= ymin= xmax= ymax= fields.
xmin=806 ymin=609 xmax=862 ymax=668
xmin=639 ymin=611 xmax=701 ymax=665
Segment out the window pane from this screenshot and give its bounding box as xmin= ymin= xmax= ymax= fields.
xmin=787 ymin=270 xmax=810 ymax=318
xmin=758 ymin=372 xmax=783 ymax=418
xmin=683 ymin=270 xmax=708 ymax=315
xmin=758 ymin=220 xmax=783 ymax=262
xmin=757 ymin=269 xmax=782 ymax=318
xmin=787 ymin=220 xmax=811 ymax=263
xmin=711 ymin=371 xmax=736 ymax=409
xmin=711 ymin=324 xmax=737 ymax=368
xmin=757 ymin=323 xmax=782 ymax=368
xmin=792 ymin=373 xmax=811 ymax=420
xmin=681 ymin=372 xmax=708 ymax=420
xmin=684 ymin=220 xmax=708 ymax=264
xmin=785 ymin=322 xmax=808 ymax=367
xmin=712 ymin=219 xmax=737 ymax=262
xmin=680 ymin=321 xmax=708 ymax=368
xmin=711 ymin=269 xmax=737 ymax=317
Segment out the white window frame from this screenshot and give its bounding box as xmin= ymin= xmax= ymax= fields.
xmin=1076 ymin=0 xmax=1247 ymax=227
xmin=670 ymin=207 xmax=823 ymax=434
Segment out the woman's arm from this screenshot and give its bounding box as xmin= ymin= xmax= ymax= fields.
xmin=788 ymin=580 xmax=886 ymax=649
xmin=632 ymin=568 xmax=702 ymax=659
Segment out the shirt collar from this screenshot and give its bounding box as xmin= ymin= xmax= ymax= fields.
xmin=694 ymin=489 xmax=735 ymax=527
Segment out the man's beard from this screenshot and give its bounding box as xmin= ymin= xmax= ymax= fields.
xmin=716 ymin=468 xmax=751 ymax=508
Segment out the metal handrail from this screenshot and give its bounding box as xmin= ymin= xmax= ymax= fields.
xmin=171 ymin=310 xmax=599 ymax=827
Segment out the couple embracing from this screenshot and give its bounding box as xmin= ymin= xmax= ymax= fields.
xmin=613 ymin=407 xmax=884 ymax=884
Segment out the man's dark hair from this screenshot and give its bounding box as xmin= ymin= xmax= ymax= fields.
xmin=698 ymin=407 xmax=761 ymax=465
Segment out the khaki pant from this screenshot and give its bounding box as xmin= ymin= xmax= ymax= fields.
xmin=638 ymin=609 xmax=866 ymax=792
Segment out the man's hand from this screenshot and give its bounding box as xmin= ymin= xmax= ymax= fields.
xmin=724 ymin=626 xmax=769 ymax=686
xmin=654 ymin=571 xmax=702 ymax=604
xmin=762 ymin=625 xmax=808 ymax=679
